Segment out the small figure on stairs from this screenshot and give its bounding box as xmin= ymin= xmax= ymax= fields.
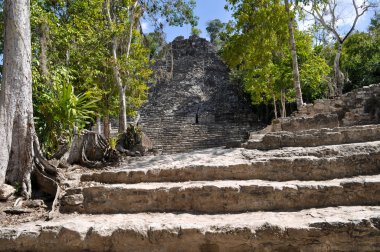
xmin=195 ymin=107 xmax=200 ymax=124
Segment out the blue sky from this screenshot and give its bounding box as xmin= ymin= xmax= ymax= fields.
xmin=142 ymin=0 xmax=232 ymax=41
xmin=141 ymin=0 xmax=378 ymax=42
xmin=164 ymin=0 xmax=232 ymax=41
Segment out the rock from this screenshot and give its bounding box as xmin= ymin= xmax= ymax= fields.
xmin=291 ymin=83 xmax=380 ymax=127
xmin=244 ymin=124 xmax=380 ymax=150
xmin=117 ymin=124 xmax=153 ymax=156
xmin=22 ymin=200 xmax=47 ymax=209
xmin=131 ymin=132 xmax=153 ymax=154
xmin=273 ymin=113 xmax=340 ymax=132
xmin=1 ymin=206 xmax=380 ymax=251
xmin=48 ymin=159 xmax=60 ymax=168
xmin=0 ymin=184 xmax=16 ymax=200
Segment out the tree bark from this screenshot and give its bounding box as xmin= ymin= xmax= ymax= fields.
xmin=284 ymin=0 xmax=303 ymax=110
xmin=39 ymin=20 xmax=49 ymax=82
xmin=280 ymin=89 xmax=287 ymax=118
xmin=118 ymin=85 xmax=127 ymax=133
xmin=110 ymin=36 xmax=128 ymax=133
xmin=334 ymin=43 xmax=344 ymax=96
xmin=0 ymin=0 xmax=59 ymax=203
xmin=103 ymin=112 xmax=111 ymax=141
xmin=0 ymin=0 xmax=34 ymax=198
xmin=272 ymin=93 xmax=278 ymax=119
xmin=96 ymin=117 xmax=102 ymax=135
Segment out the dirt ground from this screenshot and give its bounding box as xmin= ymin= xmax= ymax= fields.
xmin=0 ymin=164 xmax=106 ymax=227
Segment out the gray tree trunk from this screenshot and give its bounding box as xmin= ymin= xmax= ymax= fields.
xmin=272 ymin=93 xmax=278 ymax=119
xmin=39 ymin=21 xmax=49 ymax=82
xmin=110 ymin=37 xmax=128 ymax=133
xmin=284 ymin=0 xmax=303 ymax=110
xmin=103 ymin=112 xmax=111 ymax=141
xmin=118 ymin=85 xmax=127 ymax=133
xmin=0 ymin=0 xmax=34 ymax=198
xmin=334 ymin=43 xmax=344 ymax=96
xmin=280 ymin=89 xmax=287 ymax=118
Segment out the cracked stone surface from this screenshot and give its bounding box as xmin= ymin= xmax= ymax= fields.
xmin=62 ymin=174 xmax=380 ymax=214
xmin=244 ymin=125 xmax=380 ymax=150
xmin=1 ymin=206 xmax=380 ymax=252
xmin=82 ymin=141 xmax=380 ymax=184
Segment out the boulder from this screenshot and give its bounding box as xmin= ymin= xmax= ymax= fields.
xmin=0 ymin=184 xmax=16 ymax=200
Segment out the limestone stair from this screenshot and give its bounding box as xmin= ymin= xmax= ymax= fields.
xmin=1 ymin=206 xmax=379 ymax=252
xmin=243 ymin=124 xmax=380 ymax=150
xmin=140 ymin=115 xmax=255 ymax=154
xmin=63 ymin=174 xmax=380 ymax=214
xmin=2 ymin=124 xmax=380 ymax=250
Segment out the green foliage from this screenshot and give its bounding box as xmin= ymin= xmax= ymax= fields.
xmin=191 ymin=26 xmax=202 ymax=36
xmin=109 ymin=136 xmax=118 ymax=150
xmin=206 ymin=19 xmax=227 ymax=49
xmin=34 ymin=67 xmax=101 ymax=155
xmin=222 ymin=0 xmax=330 ymax=107
xmin=142 ymin=0 xmax=198 ymax=27
xmin=341 ymin=14 xmax=380 ymax=92
xmin=25 ymin=0 xmax=198 ymax=151
xmin=145 ymin=31 xmax=167 ymax=59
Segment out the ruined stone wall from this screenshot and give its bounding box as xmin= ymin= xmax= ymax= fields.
xmin=296 ymin=84 xmax=380 ymax=125
xmin=139 ymin=36 xmax=260 ymax=153
xmin=271 ymin=84 xmax=380 ymax=132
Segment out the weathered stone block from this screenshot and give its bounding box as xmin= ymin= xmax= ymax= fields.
xmin=0 ymin=184 xmax=15 ymax=200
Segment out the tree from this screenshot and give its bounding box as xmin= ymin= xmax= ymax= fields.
xmin=304 ymin=0 xmax=376 ymax=95
xmin=222 ymin=0 xmax=329 ymax=116
xmin=0 ymin=0 xmax=58 ymax=201
xmin=0 ymin=0 xmax=34 ymax=196
xmin=191 ymin=26 xmax=202 ymax=36
xmin=145 ymin=30 xmax=167 ymax=59
xmin=369 ymin=12 xmax=380 ymax=34
xmin=225 ymin=0 xmax=304 ymax=110
xmin=206 ymin=19 xmax=226 ymax=48
xmin=105 ymin=0 xmax=197 ymax=133
xmin=284 ymin=0 xmax=303 ymax=109
xmin=341 ymin=14 xmax=380 ymax=91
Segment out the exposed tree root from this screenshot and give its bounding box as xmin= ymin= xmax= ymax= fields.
xmin=32 ymin=135 xmax=61 ymax=219
xmin=65 ymin=130 xmax=119 ymax=168
xmin=116 ymin=124 xmax=153 ymax=156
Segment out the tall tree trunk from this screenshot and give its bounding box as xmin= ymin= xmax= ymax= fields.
xmin=103 ymin=112 xmax=111 ymax=141
xmin=284 ymin=0 xmax=303 ymax=110
xmin=272 ymin=93 xmax=278 ymax=119
xmin=39 ymin=20 xmax=49 ymax=83
xmin=280 ymin=89 xmax=286 ymax=118
xmin=96 ymin=117 xmax=102 ymax=135
xmin=334 ymin=43 xmax=344 ymax=96
xmin=118 ymin=85 xmax=127 ymax=133
xmin=110 ymin=37 xmax=128 ymax=133
xmin=0 ymin=0 xmax=34 ymax=197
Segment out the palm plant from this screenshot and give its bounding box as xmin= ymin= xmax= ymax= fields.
xmin=35 ymin=70 xmax=100 ymax=156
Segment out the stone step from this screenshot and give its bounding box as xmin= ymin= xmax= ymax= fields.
xmin=244 ymin=125 xmax=380 ymax=150
xmin=82 ymin=142 xmax=380 ymax=184
xmin=2 ymin=206 xmax=380 ymax=252
xmin=62 ymin=174 xmax=380 ymax=214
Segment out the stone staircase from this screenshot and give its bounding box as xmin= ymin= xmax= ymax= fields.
xmin=138 ymin=36 xmax=259 ymax=154
xmin=140 ymin=115 xmax=256 ymax=154
xmin=1 ymin=122 xmax=380 ymax=251
xmin=244 ymin=124 xmax=380 ymax=150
